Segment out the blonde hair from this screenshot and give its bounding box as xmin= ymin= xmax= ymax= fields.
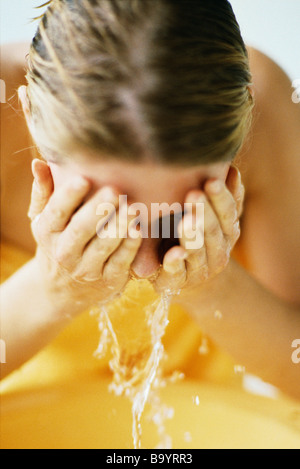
xmin=26 ymin=0 xmax=254 ymax=166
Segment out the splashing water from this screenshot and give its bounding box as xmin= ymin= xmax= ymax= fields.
xmin=198 ymin=337 xmax=209 ymax=356
xmin=234 ymin=365 xmax=246 ymax=376
xmin=92 ymin=279 xmax=180 ymax=449
xmin=214 ymin=310 xmax=223 ymax=320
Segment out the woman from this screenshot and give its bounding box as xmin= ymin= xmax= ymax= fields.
xmin=1 ymin=0 xmax=299 ymax=449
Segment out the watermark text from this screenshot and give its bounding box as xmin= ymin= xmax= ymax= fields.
xmin=292 ymin=79 xmax=300 ymax=104
xmin=0 ymin=339 xmax=6 ymax=364
xmin=96 ymin=196 xmax=205 ymax=250
xmin=0 ymin=79 xmax=6 ymax=104
xmin=292 ymin=339 xmax=300 ymax=364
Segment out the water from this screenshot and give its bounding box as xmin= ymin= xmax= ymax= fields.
xmin=198 ymin=337 xmax=209 ymax=356
xmin=234 ymin=365 xmax=246 ymax=375
xmin=193 ymin=395 xmax=200 ymax=406
xmin=93 ymin=279 xmax=180 ymax=449
xmin=214 ymin=310 xmax=223 ymax=320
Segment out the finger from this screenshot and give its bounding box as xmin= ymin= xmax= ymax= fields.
xmin=39 ymin=176 xmax=91 ymax=234
xmin=226 ymin=166 xmax=245 ymax=218
xmin=155 ymin=246 xmax=187 ymax=293
xmin=69 ymin=202 xmax=132 ymax=276
xmin=198 ymin=192 xmax=228 ymax=274
xmin=28 ymin=159 xmax=54 ymax=221
xmin=177 ymin=192 xmax=210 ymax=283
xmin=185 ymin=249 xmax=209 ymax=284
xmin=57 ymin=186 xmax=119 ymax=261
xmin=103 ymin=228 xmax=143 ymax=283
xmin=205 ymin=179 xmax=239 ymax=237
xmin=178 ymin=211 xmax=205 ymax=254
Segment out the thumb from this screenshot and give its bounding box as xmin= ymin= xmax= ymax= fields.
xmin=226 ymin=165 xmax=245 ymax=218
xmin=28 ymin=159 xmax=54 ymax=222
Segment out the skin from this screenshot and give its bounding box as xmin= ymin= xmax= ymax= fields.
xmin=0 ymin=44 xmax=299 ymax=399
xmin=26 ymin=156 xmax=240 ymax=292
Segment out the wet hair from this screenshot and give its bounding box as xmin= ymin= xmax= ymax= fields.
xmin=26 ymin=0 xmax=254 ymax=166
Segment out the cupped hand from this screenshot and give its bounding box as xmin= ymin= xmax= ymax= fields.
xmin=28 ymin=159 xmax=142 ymax=313
xmin=154 ymin=166 xmax=245 ymax=295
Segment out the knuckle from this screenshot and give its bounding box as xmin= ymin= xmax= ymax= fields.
xmin=98 ymin=245 xmax=115 ymax=261
xmin=68 ymin=226 xmax=85 ymax=244
xmin=54 ymin=245 xmax=70 ymax=267
xmin=110 ymin=258 xmax=125 ymax=271
xmin=46 ymin=206 xmax=66 ymax=227
xmin=222 ymin=209 xmax=237 ymax=225
xmin=73 ymin=270 xmax=98 ymax=283
xmin=206 ymin=220 xmax=221 ymax=238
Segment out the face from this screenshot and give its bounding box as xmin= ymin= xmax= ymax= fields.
xmin=19 ymin=85 xmax=230 ymax=278
xmin=48 ymin=152 xmax=230 ymax=278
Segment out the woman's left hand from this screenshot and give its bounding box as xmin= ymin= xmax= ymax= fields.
xmin=154 ymin=166 xmax=245 ymax=295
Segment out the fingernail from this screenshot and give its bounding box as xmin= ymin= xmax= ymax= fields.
xmin=177 ymin=250 xmax=188 ymax=261
xmin=208 ymin=180 xmax=223 ymax=195
xmin=100 ymin=186 xmax=118 ymax=202
xmin=164 ymin=261 xmax=182 ymax=274
xmin=164 ymin=254 xmax=187 ymax=274
xmin=195 ymin=194 xmax=206 ymax=204
xmin=72 ymin=177 xmax=89 ymax=191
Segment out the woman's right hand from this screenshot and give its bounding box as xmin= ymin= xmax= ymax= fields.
xmin=28 ymin=159 xmax=142 ymax=315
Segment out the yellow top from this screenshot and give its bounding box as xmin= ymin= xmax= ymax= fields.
xmin=1 ymin=241 xmax=300 ymax=449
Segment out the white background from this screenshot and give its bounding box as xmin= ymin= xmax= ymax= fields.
xmin=0 ymin=0 xmax=300 ymax=80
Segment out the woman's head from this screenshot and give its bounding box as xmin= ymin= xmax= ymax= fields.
xmin=22 ymin=0 xmax=253 ymax=277
xmin=25 ymin=0 xmax=254 ymax=167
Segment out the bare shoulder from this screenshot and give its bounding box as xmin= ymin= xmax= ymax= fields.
xmin=249 ymin=46 xmax=300 ymax=143
xmin=237 ymin=47 xmax=300 ymax=194
xmin=248 ymin=46 xmax=299 ymax=120
xmin=235 ymin=47 xmax=300 ymax=304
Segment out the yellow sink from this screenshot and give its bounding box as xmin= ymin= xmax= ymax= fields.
xmin=1 ymin=375 xmax=300 ymax=449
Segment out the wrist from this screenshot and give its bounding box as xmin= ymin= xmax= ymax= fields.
xmin=30 ymin=253 xmax=86 ymax=322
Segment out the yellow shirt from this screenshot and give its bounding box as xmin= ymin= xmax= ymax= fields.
xmin=1 ymin=241 xmax=300 ymax=449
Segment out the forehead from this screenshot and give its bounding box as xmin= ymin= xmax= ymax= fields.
xmin=49 ymin=154 xmax=228 ymax=206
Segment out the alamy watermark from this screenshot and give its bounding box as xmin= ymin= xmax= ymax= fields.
xmin=0 ymin=339 xmax=6 ymax=364
xmin=0 ymin=79 xmax=6 ymax=104
xmin=96 ymin=196 xmax=205 ymax=250
xmin=292 ymin=339 xmax=300 ymax=364
xmin=292 ymin=79 xmax=300 ymax=104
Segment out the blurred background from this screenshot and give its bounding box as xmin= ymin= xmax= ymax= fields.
xmin=0 ymin=0 xmax=300 ymax=80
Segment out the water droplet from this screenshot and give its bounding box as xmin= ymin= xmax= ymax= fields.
xmin=166 ymin=407 xmax=175 ymax=420
xmin=184 ymin=432 xmax=192 ymax=443
xmin=193 ymin=395 xmax=200 ymax=406
xmin=198 ymin=337 xmax=209 ymax=355
xmin=214 ymin=310 xmax=223 ymax=320
xmin=234 ymin=365 xmax=246 ymax=375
